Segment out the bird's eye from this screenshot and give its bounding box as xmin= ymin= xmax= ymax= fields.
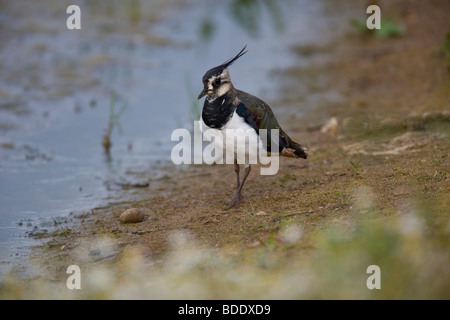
xmin=214 ymin=78 xmax=221 ymax=85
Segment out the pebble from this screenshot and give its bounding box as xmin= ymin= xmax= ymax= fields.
xmin=255 ymin=210 xmax=269 ymax=216
xmin=119 ymin=208 xmax=145 ymax=223
xmin=320 ymin=117 xmax=338 ymax=135
xmin=246 ymin=240 xmax=261 ymax=248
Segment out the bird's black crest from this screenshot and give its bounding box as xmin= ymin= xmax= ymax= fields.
xmin=221 ymin=45 xmax=248 ymax=69
xmin=202 ymin=45 xmax=248 ymax=83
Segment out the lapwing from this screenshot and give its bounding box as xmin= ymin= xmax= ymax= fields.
xmin=198 ymin=46 xmax=308 ymax=209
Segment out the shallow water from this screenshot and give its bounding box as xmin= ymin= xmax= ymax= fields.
xmin=0 ymin=0 xmax=362 ymax=274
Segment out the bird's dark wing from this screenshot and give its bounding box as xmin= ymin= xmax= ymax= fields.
xmin=235 ymin=90 xmax=280 ymax=130
xmin=235 ymin=90 xmax=307 ymax=159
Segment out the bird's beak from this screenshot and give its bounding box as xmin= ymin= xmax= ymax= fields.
xmin=197 ymin=88 xmax=208 ymax=100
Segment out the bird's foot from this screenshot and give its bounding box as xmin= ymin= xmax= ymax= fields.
xmin=225 ymin=191 xmax=246 ymax=210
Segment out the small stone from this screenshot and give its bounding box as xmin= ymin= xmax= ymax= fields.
xmin=255 ymin=210 xmax=269 ymax=216
xmin=119 ymin=208 xmax=145 ymax=223
xmin=246 ymin=240 xmax=261 ymax=248
xmin=320 ymin=117 xmax=338 ymax=135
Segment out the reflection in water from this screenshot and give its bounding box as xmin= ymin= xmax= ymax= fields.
xmin=101 ymin=91 xmax=128 ymax=163
xmin=199 ymin=18 xmax=216 ymax=42
xmin=229 ymin=0 xmax=285 ymax=37
xmin=198 ymin=0 xmax=286 ymax=41
xmin=126 ymin=0 xmax=141 ymax=25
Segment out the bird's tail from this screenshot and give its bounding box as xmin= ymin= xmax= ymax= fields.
xmin=280 ymin=140 xmax=308 ymax=159
xmin=291 ymin=141 xmax=308 ymax=159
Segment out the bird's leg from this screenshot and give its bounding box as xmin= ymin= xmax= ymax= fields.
xmin=226 ymin=164 xmax=251 ymax=210
xmin=234 ymin=159 xmax=240 ymax=189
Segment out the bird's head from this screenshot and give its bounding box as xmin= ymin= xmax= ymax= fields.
xmin=198 ymin=45 xmax=247 ymax=100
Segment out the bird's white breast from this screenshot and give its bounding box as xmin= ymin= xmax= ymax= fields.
xmin=200 ymin=111 xmax=265 ymax=165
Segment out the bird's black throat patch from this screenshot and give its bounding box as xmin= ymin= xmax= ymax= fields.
xmin=201 ymin=93 xmax=237 ymax=129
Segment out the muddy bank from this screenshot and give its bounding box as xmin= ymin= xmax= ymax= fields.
xmin=2 ymin=0 xmax=450 ymax=299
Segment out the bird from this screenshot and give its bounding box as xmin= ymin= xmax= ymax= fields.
xmin=198 ymin=45 xmax=307 ymax=209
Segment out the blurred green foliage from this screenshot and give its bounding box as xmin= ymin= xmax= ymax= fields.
xmin=351 ymin=18 xmax=404 ymax=38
